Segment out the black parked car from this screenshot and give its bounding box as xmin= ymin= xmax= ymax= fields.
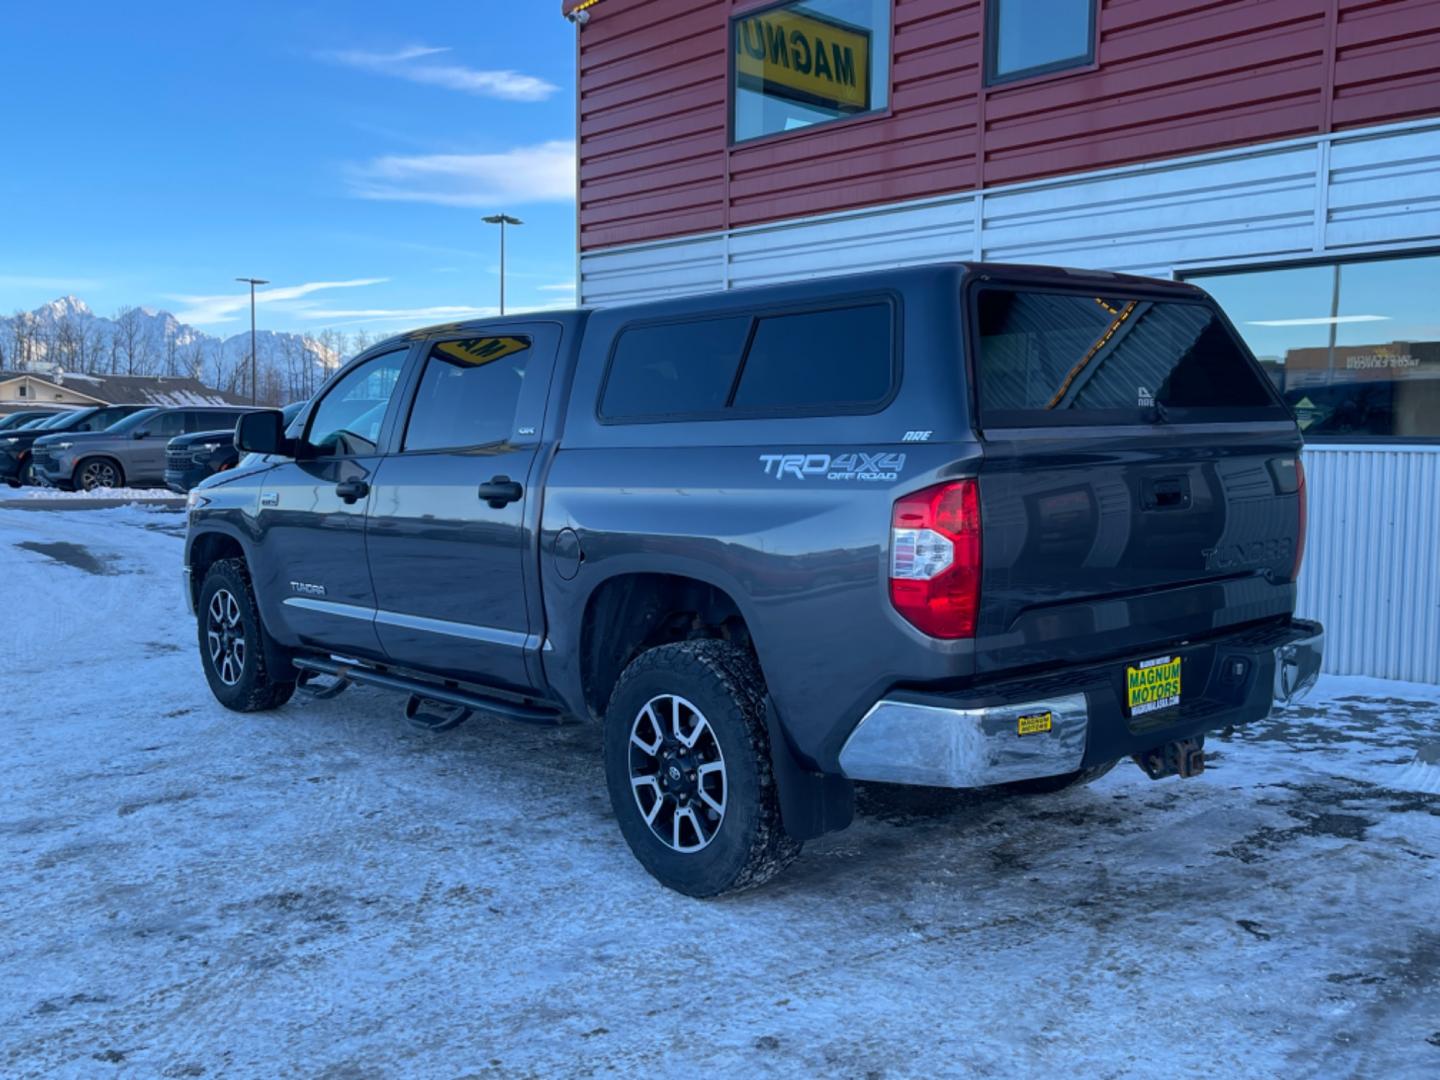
xmin=0 ymin=404 xmax=150 ymax=486
xmin=165 ymin=402 xmax=304 ymax=493
xmin=185 ymin=262 xmax=1323 ymax=896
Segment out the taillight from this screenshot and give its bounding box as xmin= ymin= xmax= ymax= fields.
xmin=889 ymin=479 xmax=981 ymax=638
xmin=1293 ymin=456 xmax=1307 ymax=581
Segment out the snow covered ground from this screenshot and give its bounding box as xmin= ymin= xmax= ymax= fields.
xmin=1 ymin=505 xmax=1437 ymax=1078
xmin=0 ymin=485 xmax=180 ymax=503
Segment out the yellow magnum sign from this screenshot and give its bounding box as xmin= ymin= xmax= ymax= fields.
xmin=433 ymin=337 xmax=529 ymax=368
xmin=734 ymin=7 xmax=871 ymax=113
xmin=1127 ymin=657 xmax=1182 ymax=716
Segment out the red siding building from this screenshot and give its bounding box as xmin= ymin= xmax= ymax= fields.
xmin=570 ymin=0 xmax=1440 ymax=250
xmin=563 ymin=0 xmax=1440 ymax=684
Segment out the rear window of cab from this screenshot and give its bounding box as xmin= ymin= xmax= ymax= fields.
xmin=600 ymin=300 xmax=896 ymax=422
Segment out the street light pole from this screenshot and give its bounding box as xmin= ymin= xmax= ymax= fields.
xmin=235 ymin=277 xmax=269 ymax=404
xmin=482 ymin=214 xmax=523 ymax=315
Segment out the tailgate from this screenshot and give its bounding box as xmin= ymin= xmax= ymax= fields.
xmin=968 ymin=278 xmax=1303 ymax=675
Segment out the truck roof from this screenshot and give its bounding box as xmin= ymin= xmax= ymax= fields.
xmin=370 ymin=261 xmax=1207 ymax=352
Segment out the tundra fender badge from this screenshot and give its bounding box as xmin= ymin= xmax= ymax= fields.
xmin=289 ymin=581 xmax=327 ymax=597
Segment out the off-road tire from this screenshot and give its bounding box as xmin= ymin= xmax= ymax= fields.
xmin=603 ymin=640 xmax=801 ymax=897
xmin=999 ymin=759 xmax=1119 ymax=796
xmin=197 ymin=558 xmax=296 ymax=712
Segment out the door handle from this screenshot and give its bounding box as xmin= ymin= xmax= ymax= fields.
xmin=478 ymin=475 xmax=523 ymax=509
xmin=1142 ymin=475 xmax=1190 ymax=511
xmin=335 ymin=478 xmax=370 ymax=505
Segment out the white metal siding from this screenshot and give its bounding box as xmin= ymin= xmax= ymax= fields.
xmin=579 ymin=118 xmax=1440 ymax=303
xmin=1299 ymin=446 xmax=1440 ymax=684
xmin=578 ymin=117 xmax=1440 ymax=683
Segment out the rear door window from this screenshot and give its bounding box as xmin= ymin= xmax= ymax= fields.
xmin=601 ymin=317 xmax=751 ymax=420
xmin=974 ymin=287 xmax=1287 ymax=426
xmin=402 ymin=336 xmax=532 ymax=451
xmin=732 ymin=304 xmax=892 ymax=410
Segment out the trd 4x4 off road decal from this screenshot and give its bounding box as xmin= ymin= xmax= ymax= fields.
xmin=759 ymin=452 xmax=906 ymax=482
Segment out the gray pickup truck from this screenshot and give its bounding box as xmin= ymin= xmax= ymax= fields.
xmin=183 ymin=262 xmax=1323 ymax=896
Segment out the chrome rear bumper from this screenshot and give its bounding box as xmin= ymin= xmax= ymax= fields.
xmin=838 ymin=620 xmax=1325 ymax=789
xmin=839 ymin=693 xmax=1088 ymax=788
xmin=1273 ymin=625 xmax=1324 ymax=704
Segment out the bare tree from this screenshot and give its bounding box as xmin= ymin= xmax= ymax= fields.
xmin=112 ymin=307 xmax=145 ymax=375
xmin=9 ymin=310 xmax=42 ymax=369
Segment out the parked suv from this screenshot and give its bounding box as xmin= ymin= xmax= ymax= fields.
xmin=184 ymin=263 xmax=1323 ymax=896
xmin=165 ymin=402 xmax=304 ymax=493
xmin=34 ymin=405 xmax=259 ymax=491
xmin=0 ymin=410 xmax=62 ymax=432
xmin=1 ymin=405 xmax=151 ymax=486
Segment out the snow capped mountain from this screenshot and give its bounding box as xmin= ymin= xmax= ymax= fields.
xmin=39 ymin=295 xmax=93 ymax=321
xmin=1 ymin=297 xmax=342 ymax=402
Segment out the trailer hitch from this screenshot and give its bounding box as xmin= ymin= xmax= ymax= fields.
xmin=1133 ymin=737 xmax=1206 ymax=780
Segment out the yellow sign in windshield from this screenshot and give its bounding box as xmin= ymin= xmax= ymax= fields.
xmin=734 ymin=7 xmax=870 ymax=114
xmin=434 ymin=337 xmax=529 ymax=368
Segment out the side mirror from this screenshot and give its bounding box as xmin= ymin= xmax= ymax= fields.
xmin=235 ymin=410 xmax=291 ymax=457
xmin=132 ymin=429 xmax=149 ymax=440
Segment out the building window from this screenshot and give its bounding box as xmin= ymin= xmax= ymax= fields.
xmin=985 ymin=0 xmax=1096 ymax=86
xmin=731 ymin=0 xmax=891 ymax=144
xmin=1187 ymin=252 xmax=1440 ymax=441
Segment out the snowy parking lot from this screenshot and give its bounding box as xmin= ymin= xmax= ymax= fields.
xmin=2 ymin=504 xmax=1438 ymax=1078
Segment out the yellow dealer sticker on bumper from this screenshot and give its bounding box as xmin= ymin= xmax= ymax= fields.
xmin=1017 ymin=711 xmax=1053 ymax=736
xmin=1127 ymin=656 xmax=1182 ymax=716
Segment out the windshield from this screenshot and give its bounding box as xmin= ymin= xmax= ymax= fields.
xmin=85 ymin=407 xmax=139 ymax=431
xmin=0 ymin=415 xmax=28 ymax=431
xmin=106 ymin=407 xmax=161 ymax=434
xmin=39 ymin=409 xmax=96 ymax=430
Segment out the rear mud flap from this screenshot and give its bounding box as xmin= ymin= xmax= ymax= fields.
xmin=765 ymin=698 xmax=854 ymax=842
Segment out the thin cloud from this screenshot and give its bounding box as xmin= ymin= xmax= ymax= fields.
xmin=302 ymin=304 xmax=495 ymax=322
xmin=169 ymin=278 xmax=388 ymax=326
xmin=321 ymin=45 xmax=557 ymax=102
xmin=346 ymin=141 xmax=575 ymax=208
xmin=538 ymin=281 xmax=576 ymax=293
xmin=1247 ymin=315 xmax=1390 ymax=327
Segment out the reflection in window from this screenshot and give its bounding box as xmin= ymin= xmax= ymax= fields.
xmin=602 ymin=317 xmax=750 ymax=419
xmin=1189 ymin=254 xmax=1440 ymax=440
xmin=731 ymin=0 xmax=890 ymax=143
xmin=986 ymin=0 xmax=1096 ymax=85
xmin=307 ymin=349 xmax=407 ymax=456
xmin=974 ymin=289 xmax=1282 ymax=425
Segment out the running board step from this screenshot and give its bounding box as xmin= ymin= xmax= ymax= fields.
xmin=292 ymin=656 xmax=563 ymax=726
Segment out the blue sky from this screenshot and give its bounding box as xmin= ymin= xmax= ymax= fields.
xmin=0 ymin=2 xmax=577 ymax=337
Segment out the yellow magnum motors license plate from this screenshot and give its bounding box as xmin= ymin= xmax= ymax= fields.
xmin=1017 ymin=711 xmax=1053 ymax=736
xmin=1126 ymin=656 xmax=1182 ymax=716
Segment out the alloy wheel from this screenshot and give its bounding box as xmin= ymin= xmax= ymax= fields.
xmin=80 ymin=461 xmax=118 ymax=491
xmin=628 ymin=694 xmax=727 ymax=853
xmin=206 ymin=588 xmax=247 ymax=686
